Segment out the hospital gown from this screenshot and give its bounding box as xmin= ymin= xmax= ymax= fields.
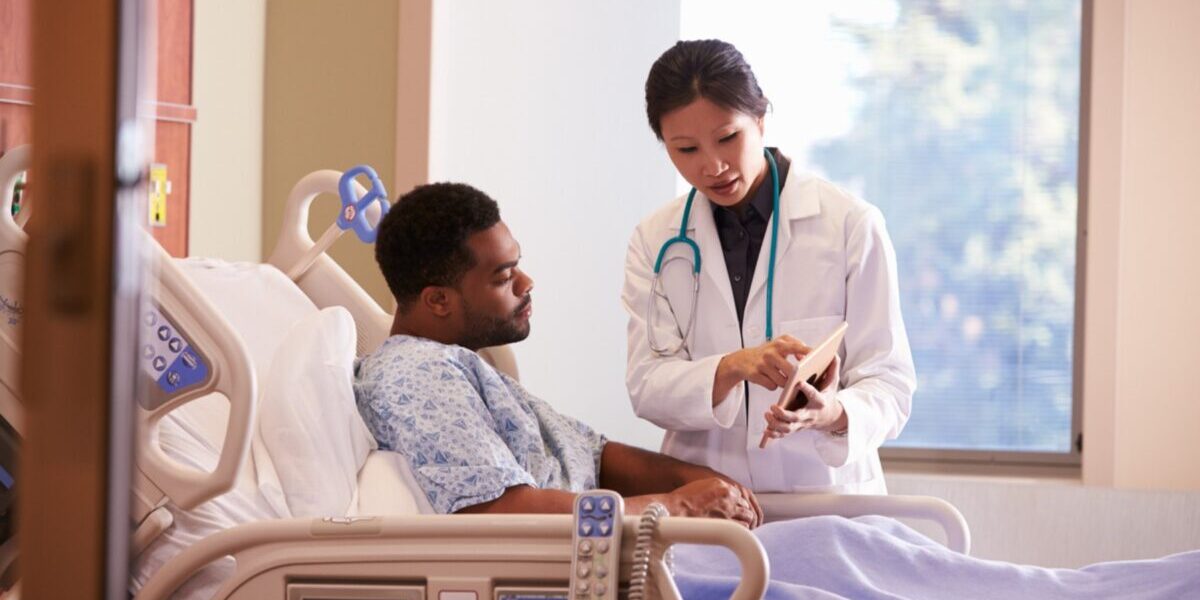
xmin=353 ymin=335 xmax=607 ymax=514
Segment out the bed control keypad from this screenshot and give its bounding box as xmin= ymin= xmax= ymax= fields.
xmin=570 ymin=490 xmax=622 ymax=600
xmin=140 ymin=304 xmax=210 ymax=398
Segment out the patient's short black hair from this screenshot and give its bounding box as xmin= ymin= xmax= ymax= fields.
xmin=375 ymin=182 xmax=501 ymax=310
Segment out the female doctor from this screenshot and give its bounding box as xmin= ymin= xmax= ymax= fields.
xmin=622 ymin=39 xmax=915 ymax=494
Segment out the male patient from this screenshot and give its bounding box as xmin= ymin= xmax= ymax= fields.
xmin=354 ymin=182 xmax=762 ymax=528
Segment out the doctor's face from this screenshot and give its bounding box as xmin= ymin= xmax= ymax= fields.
xmin=454 ymin=221 xmax=534 ymax=350
xmin=659 ymin=97 xmax=768 ymax=208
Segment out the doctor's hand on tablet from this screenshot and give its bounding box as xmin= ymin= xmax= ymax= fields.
xmin=760 ymin=355 xmax=846 ymax=447
xmin=712 ymin=335 xmax=812 ymax=405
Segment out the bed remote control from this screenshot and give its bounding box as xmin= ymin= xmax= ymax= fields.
xmin=570 ymin=490 xmax=623 ymax=599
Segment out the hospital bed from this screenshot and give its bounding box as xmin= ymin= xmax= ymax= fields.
xmin=0 ymin=147 xmax=972 ymax=599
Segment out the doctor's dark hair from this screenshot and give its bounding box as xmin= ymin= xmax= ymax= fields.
xmin=375 ymin=182 xmax=501 ymax=310
xmin=644 ymin=39 xmax=770 ymax=140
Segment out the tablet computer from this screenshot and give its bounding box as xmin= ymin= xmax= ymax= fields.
xmin=775 ymin=321 xmax=847 ymax=411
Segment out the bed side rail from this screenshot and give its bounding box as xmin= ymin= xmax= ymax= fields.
xmin=0 ymin=145 xmax=30 ymax=436
xmin=135 ymin=514 xmax=768 ymax=600
xmin=0 ymin=143 xmax=257 ymax=520
xmin=0 ymin=145 xmax=32 ymax=230
xmin=134 ymin=236 xmax=257 ymax=515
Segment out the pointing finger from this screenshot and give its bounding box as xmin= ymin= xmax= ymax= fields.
xmin=770 ymin=404 xmax=800 ymax=422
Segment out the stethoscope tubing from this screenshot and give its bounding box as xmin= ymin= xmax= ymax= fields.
xmin=647 ymin=149 xmax=781 ymax=356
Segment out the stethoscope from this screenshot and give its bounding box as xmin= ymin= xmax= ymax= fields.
xmin=647 ymin=148 xmax=781 ymax=356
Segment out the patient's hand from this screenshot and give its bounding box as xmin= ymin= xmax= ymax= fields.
xmin=665 ymin=478 xmax=762 ymax=529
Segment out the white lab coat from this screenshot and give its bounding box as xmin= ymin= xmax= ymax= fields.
xmin=622 ymin=168 xmax=915 ymax=494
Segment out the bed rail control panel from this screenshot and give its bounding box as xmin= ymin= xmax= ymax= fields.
xmin=134 ymin=232 xmax=257 ymax=516
xmin=571 ymin=490 xmax=623 ymax=600
xmin=138 ymin=304 xmax=212 ymax=407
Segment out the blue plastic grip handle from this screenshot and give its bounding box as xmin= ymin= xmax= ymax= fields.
xmin=337 ymin=165 xmax=390 ymax=243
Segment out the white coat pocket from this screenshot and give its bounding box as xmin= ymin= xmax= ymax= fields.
xmin=776 ymin=316 xmax=845 ymax=351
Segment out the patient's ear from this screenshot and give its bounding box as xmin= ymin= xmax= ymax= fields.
xmin=420 ymin=286 xmax=455 ymax=318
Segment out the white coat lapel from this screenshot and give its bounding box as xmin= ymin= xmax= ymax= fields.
xmin=746 ymin=168 xmax=821 ymax=310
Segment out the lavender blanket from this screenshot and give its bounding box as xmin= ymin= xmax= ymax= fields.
xmin=672 ymin=516 xmax=1200 ymax=599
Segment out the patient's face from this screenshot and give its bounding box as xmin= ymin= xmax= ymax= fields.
xmin=454 ymin=221 xmax=534 ymax=350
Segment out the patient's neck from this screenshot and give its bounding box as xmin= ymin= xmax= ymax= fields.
xmin=389 ymin=312 xmax=464 ymax=348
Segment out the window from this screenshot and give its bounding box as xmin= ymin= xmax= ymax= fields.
xmin=682 ymin=0 xmax=1084 ymax=457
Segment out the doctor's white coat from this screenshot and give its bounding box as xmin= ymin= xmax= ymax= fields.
xmin=622 ymin=169 xmax=915 ymax=494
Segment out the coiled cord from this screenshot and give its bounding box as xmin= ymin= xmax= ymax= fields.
xmin=628 ymin=502 xmax=672 ymax=600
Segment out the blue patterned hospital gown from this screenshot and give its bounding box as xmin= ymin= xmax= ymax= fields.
xmin=353 ymin=335 xmax=607 ymax=514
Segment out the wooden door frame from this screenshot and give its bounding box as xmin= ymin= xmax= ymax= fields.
xmin=19 ymin=0 xmax=148 ymax=597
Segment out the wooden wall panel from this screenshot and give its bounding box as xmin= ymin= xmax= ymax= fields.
xmin=156 ymin=0 xmax=192 ymax=105
xmin=1 ymin=0 xmax=33 ymax=212
xmin=0 ymin=0 xmax=33 ymax=86
xmin=149 ymin=120 xmax=190 ymax=256
xmin=1 ymin=0 xmax=34 ymax=153
xmin=0 ymin=104 xmax=32 ymax=151
xmin=152 ymin=0 xmax=193 ymax=256
xmin=1 ymin=0 xmax=194 ymax=257
xmin=0 ymin=104 xmax=33 ymax=211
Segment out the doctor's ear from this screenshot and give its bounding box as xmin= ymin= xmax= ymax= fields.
xmin=419 ymin=286 xmax=457 ymax=318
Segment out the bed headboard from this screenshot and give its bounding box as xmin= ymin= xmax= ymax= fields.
xmin=266 ymin=169 xmax=519 ymax=379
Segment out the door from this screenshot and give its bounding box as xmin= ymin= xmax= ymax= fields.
xmin=18 ymin=0 xmax=153 ymax=597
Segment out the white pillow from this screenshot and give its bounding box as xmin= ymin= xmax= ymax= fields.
xmin=257 ymin=306 xmax=377 ymax=517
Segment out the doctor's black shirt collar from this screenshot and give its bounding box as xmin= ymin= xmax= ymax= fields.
xmin=711 ymin=147 xmax=791 ymax=325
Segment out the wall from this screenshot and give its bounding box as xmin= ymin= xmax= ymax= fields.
xmin=262 ymin=0 xmax=399 ymax=308
xmin=1082 ymin=0 xmax=1200 ymax=490
xmin=189 ymin=0 xmax=266 ymax=261
xmin=1108 ymin=0 xmax=1200 ymax=490
xmin=428 ymin=0 xmax=682 ymax=449
xmin=888 ymin=472 xmax=1200 ymax=567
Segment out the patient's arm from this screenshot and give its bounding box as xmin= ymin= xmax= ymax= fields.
xmin=459 ymin=443 xmax=763 ymax=527
xmin=455 ymin=485 xmax=578 ymax=514
xmin=456 ymin=484 xmax=673 ymax=517
xmin=600 ymin=442 xmax=763 ymax=527
xmin=456 ymin=482 xmax=760 ymax=528
xmin=598 ymin=441 xmax=725 ymax=495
